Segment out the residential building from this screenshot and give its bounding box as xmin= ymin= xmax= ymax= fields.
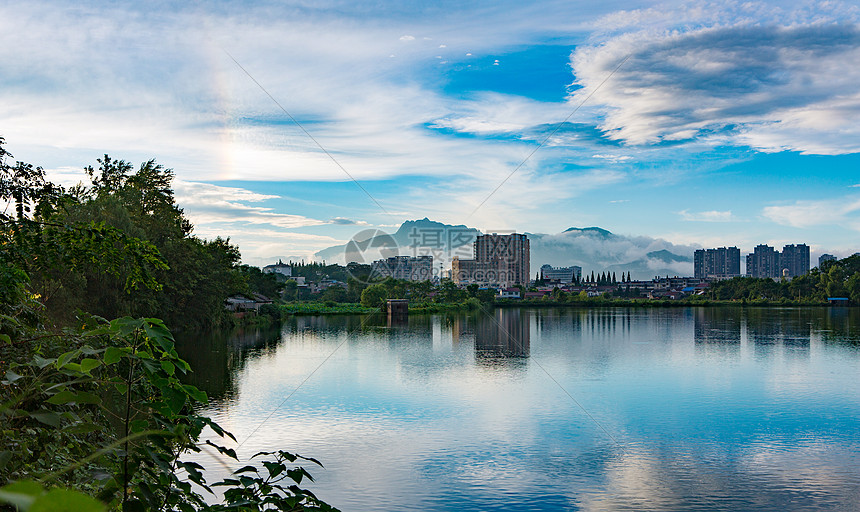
xmin=452 ymin=233 xmax=530 ymax=287
xmin=540 ymin=264 xmax=581 ymax=283
xmin=693 ymin=247 xmax=741 ymax=279
xmin=780 ymin=244 xmax=810 ymax=278
xmin=819 ymin=254 xmax=837 ymax=267
xmin=746 ymin=244 xmax=781 ymax=278
xmin=371 ymin=255 xmax=433 ymax=281
xmin=262 ymin=260 xmax=292 ymax=277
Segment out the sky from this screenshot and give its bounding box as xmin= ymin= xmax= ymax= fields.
xmin=2 ymin=0 xmax=860 ymax=267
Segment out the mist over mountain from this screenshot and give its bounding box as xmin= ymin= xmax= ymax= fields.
xmin=314 ymin=219 xmax=696 ymax=279
xmin=527 ymin=229 xmax=695 ymax=279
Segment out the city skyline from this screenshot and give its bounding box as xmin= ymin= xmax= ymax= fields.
xmin=3 ymin=1 xmax=860 ymax=265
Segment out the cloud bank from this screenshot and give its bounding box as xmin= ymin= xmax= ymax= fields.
xmin=571 ymin=3 xmax=860 ymax=154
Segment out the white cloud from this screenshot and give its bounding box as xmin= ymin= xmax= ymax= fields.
xmin=678 ymin=209 xmax=735 ymax=222
xmin=399 ymin=35 xmax=415 ymax=41
xmin=329 ymin=217 xmax=369 ymax=225
xmin=762 ymin=195 xmax=860 ymax=229
xmin=593 ymin=153 xmax=633 ymax=163
xmin=173 ymin=181 xmax=326 ymax=229
xmin=570 ymin=4 xmax=860 ymax=154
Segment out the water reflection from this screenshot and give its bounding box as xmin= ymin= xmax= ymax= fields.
xmin=745 ymin=309 xmax=812 ymax=359
xmin=475 ymin=308 xmax=530 ymax=362
xmin=694 ymin=308 xmax=741 ymax=344
xmin=177 ymin=307 xmax=860 ymax=512
xmin=175 ymin=325 xmax=281 ymax=403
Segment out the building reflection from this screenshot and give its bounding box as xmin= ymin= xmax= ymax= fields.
xmin=474 ymin=308 xmax=530 ymax=364
xmin=745 ymin=308 xmax=811 ymax=354
xmin=694 ymin=308 xmax=741 ymax=344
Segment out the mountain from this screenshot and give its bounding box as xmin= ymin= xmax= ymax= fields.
xmin=314 ymin=218 xmax=480 ymax=267
xmin=314 ymin=219 xmax=696 ymax=279
xmin=562 ymin=226 xmax=614 ymax=238
xmin=605 ymin=250 xmax=693 ymax=279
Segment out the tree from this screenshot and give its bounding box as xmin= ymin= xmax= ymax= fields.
xmin=360 ymin=283 xmax=388 ymax=308
xmin=283 ymin=279 xmax=299 ymax=301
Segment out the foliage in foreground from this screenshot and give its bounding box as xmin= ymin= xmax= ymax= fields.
xmin=1 ymin=317 xmax=337 ymax=511
xmin=1 ymin=136 xmax=336 ymax=510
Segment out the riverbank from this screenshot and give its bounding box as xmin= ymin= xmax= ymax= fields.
xmin=278 ymin=298 xmax=842 ymax=316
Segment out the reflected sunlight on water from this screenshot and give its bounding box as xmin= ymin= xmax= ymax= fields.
xmin=176 ymin=307 xmax=860 ymax=511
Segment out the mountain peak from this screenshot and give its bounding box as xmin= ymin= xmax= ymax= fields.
xmin=646 ymin=249 xmax=691 ymax=263
xmin=563 ymin=226 xmax=614 ymax=238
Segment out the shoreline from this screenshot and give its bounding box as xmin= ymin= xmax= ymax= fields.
xmin=277 ymin=299 xmax=849 ymax=316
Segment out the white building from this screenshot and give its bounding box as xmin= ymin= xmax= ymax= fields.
xmin=540 ymin=264 xmax=581 ymax=283
xmin=263 ymin=260 xmax=292 ymax=277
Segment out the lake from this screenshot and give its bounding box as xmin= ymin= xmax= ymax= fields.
xmin=176 ymin=307 xmax=860 ymax=511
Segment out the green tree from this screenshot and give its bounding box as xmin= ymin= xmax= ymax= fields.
xmin=360 ymin=284 xmax=388 ymax=308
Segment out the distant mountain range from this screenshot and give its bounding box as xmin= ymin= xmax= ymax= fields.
xmin=315 ymin=218 xmax=695 ymax=280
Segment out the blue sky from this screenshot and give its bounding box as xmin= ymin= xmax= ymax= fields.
xmin=2 ymin=0 xmax=860 ymax=266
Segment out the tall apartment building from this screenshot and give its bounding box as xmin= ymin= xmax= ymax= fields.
xmin=818 ymin=253 xmax=836 ymax=268
xmin=780 ymin=244 xmax=810 ymax=278
xmin=746 ymin=244 xmax=780 ymax=278
xmin=371 ymin=255 xmax=433 ymax=281
xmin=452 ymin=233 xmax=530 ymax=287
xmin=693 ymin=247 xmax=740 ymax=279
xmin=746 ymin=243 xmax=810 ymax=278
xmin=540 ymin=264 xmax=581 ymax=284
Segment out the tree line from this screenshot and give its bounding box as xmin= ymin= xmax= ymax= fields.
xmin=1 ymin=138 xmax=335 ymax=511
xmin=705 ymin=256 xmax=860 ymax=303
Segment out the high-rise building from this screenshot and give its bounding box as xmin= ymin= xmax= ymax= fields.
xmin=746 ymin=244 xmax=780 ymax=278
xmin=452 ymin=233 xmax=530 ymax=287
xmin=371 ymin=255 xmax=433 ymax=281
xmin=694 ymin=247 xmax=741 ymax=279
xmin=780 ymin=244 xmax=810 ymax=277
xmin=819 ymin=254 xmax=837 ymax=268
xmin=540 ymin=264 xmax=581 ymax=283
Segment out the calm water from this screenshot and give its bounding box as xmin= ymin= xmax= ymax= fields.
xmin=176 ymin=307 xmax=860 ymax=511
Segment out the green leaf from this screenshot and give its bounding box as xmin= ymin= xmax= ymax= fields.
xmin=77 ymin=391 xmax=101 ymax=404
xmin=103 ymin=347 xmax=124 ymax=365
xmin=263 ymin=461 xmax=285 ymax=478
xmin=61 ymin=362 xmax=82 ymax=374
xmin=0 ymin=480 xmax=42 ymax=509
xmin=80 ymin=358 xmax=101 ymax=374
xmin=182 ymin=384 xmax=207 ymax=403
xmin=143 ymin=321 xmax=174 ymax=353
xmin=32 ymin=355 xmax=55 ymax=369
xmin=110 ymin=317 xmax=143 ymax=338
xmin=160 ymin=360 xmax=175 ymax=376
xmin=233 ymin=465 xmax=259 ymax=475
xmin=114 ymin=382 xmax=128 ymax=394
xmin=29 ymin=410 xmax=61 ymax=427
xmin=29 ymin=488 xmax=105 ymax=512
xmin=163 ymin=387 xmax=186 ymax=415
xmin=56 ymin=350 xmax=80 ymax=369
xmin=65 ymin=422 xmax=103 ymax=434
xmin=3 ymin=370 xmax=24 ymax=384
xmin=46 ymin=390 xmax=78 ymax=405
